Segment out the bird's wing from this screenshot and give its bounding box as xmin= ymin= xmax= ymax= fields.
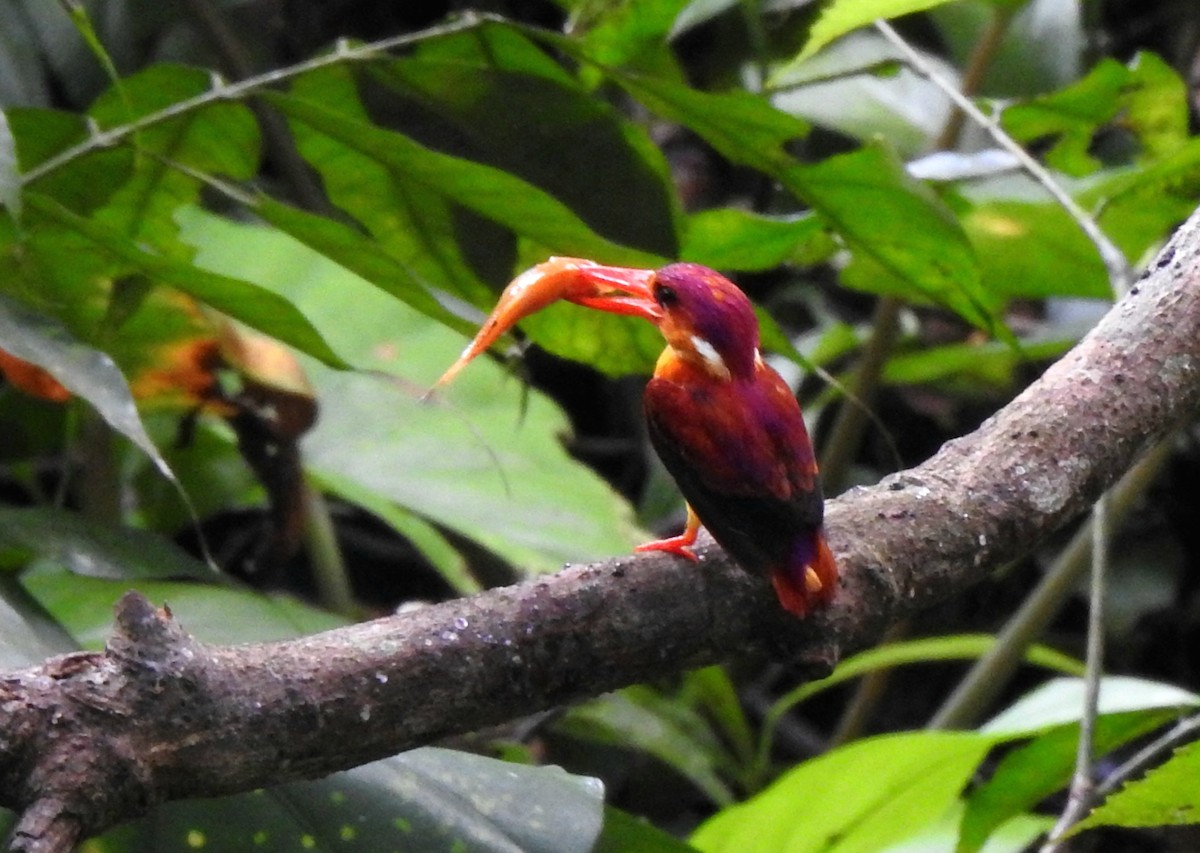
xmin=644 ymin=371 xmax=823 ymax=574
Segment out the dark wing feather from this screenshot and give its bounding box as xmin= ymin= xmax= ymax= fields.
xmin=644 ymin=366 xmax=823 ymax=579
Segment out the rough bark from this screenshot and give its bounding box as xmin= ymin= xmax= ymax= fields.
xmin=4 ymin=210 xmax=1200 ymax=851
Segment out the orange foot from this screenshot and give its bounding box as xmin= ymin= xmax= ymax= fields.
xmin=634 ymin=504 xmax=701 ymax=562
xmin=635 ymin=535 xmax=699 ymax=563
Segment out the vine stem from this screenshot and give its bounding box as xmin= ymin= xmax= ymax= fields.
xmin=874 ymin=18 xmax=1134 ymax=294
xmin=18 ymin=12 xmax=496 ymax=188
xmin=1039 ymin=493 xmax=1109 ymax=851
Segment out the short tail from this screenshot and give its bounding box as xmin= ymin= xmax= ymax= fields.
xmin=770 ymin=533 xmax=838 ymax=617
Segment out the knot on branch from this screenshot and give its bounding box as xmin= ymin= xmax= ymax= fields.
xmin=5 ymin=593 xmax=213 ymax=852
xmin=107 ymin=591 xmax=198 ymax=671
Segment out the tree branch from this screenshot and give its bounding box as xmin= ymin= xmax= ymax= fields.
xmin=4 ymin=209 xmax=1200 ymax=849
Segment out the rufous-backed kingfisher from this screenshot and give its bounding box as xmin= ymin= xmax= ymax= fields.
xmin=435 ymin=258 xmax=837 ymax=617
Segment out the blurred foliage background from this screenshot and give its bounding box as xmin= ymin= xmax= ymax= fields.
xmin=3 ymin=0 xmax=1200 ymax=850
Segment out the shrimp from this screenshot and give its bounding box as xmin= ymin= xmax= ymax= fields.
xmin=433 ymin=256 xmax=660 ymax=388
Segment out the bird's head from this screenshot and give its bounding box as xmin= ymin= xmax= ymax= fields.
xmin=580 ymin=262 xmax=760 ymax=381
xmin=433 ymin=257 xmax=761 ymax=388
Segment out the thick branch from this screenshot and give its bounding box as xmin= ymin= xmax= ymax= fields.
xmin=4 ymin=211 xmax=1200 ymax=848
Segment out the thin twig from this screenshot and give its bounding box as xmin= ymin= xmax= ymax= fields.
xmin=1040 ymin=495 xmax=1111 ymax=852
xmin=19 ymin=13 xmax=497 ymax=188
xmin=873 ymin=19 xmax=1134 ymax=295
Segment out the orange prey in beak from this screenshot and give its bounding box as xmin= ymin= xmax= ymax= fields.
xmin=433 ymin=257 xmax=661 ymax=387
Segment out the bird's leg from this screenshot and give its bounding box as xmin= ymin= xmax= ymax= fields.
xmin=635 ymin=504 xmax=701 ymax=562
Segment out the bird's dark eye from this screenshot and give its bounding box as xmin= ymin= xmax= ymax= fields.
xmin=655 ymin=284 xmax=678 ymax=307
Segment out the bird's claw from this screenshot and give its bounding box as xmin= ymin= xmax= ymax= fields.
xmin=635 ymin=537 xmax=700 ymax=563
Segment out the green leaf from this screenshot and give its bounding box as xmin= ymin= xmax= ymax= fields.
xmin=799 ymin=0 xmax=961 ymax=61
xmin=0 ymin=577 xmax=79 ymax=668
xmin=0 ymin=507 xmax=210 ymax=580
xmin=274 ymin=66 xmax=495 ymax=307
xmin=1070 ymin=737 xmax=1200 ymax=835
xmin=756 ymin=634 xmax=1083 ymax=782
xmin=94 ymin=748 xmax=605 ymax=853
xmin=6 ymin=107 xmax=133 ymax=215
xmin=1122 ymin=52 xmax=1190 ymax=158
xmin=23 ymin=192 xmax=349 ymax=369
xmin=595 ymin=806 xmax=701 ymax=853
xmin=792 ymin=145 xmax=999 ymax=336
xmin=959 ymin=710 xmax=1181 ymax=853
xmin=593 ymin=68 xmax=808 ymax=175
xmin=21 ymin=564 xmax=346 ymax=648
xmin=573 ymin=0 xmax=689 ymax=80
xmin=981 ymin=677 xmax=1199 ymax=736
xmin=902 ymin=804 xmax=1052 ymax=853
xmin=1002 ymin=52 xmax=1189 ymax=175
xmin=268 ymin=78 xmax=665 ymax=267
xmin=87 ymin=64 xmax=260 ymax=250
xmin=882 ymin=336 xmax=1077 ymax=390
xmin=0 ymin=292 xmax=184 ymax=488
xmin=693 ymin=731 xmax=991 ymax=852
xmin=1089 ymin=140 xmax=1200 ymax=261
xmin=962 ymin=197 xmax=1114 ymax=301
xmin=254 ymin=196 xmax=474 ymax=338
xmin=560 ymin=686 xmax=739 ymax=805
xmin=683 ymin=666 xmax=756 ymax=769
xmin=175 ymin=207 xmax=644 ymax=573
xmin=377 ymin=24 xmax=680 ymax=256
xmin=681 ymin=208 xmax=827 ymax=271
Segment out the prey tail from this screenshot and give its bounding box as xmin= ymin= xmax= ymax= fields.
xmin=770 ymin=532 xmax=838 ymax=617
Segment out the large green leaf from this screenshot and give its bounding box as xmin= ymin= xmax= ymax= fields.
xmin=681 ymin=208 xmax=829 ymax=271
xmin=6 ymin=106 xmax=133 ymax=215
xmin=981 ymin=677 xmax=1199 ymax=736
xmin=374 ymin=24 xmax=680 ymax=257
xmin=271 ymin=66 xmax=668 ymax=375
xmin=175 ymin=207 xmax=644 ymax=573
xmin=270 ymin=71 xmax=665 ymax=267
xmin=93 ymin=748 xmax=604 ymax=853
xmin=754 ymin=634 xmax=1083 ymax=785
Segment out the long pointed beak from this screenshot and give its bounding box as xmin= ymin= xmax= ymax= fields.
xmin=570 ymin=264 xmax=662 ymax=323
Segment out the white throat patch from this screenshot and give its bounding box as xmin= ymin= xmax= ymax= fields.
xmin=689 ymin=335 xmax=730 ymax=380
